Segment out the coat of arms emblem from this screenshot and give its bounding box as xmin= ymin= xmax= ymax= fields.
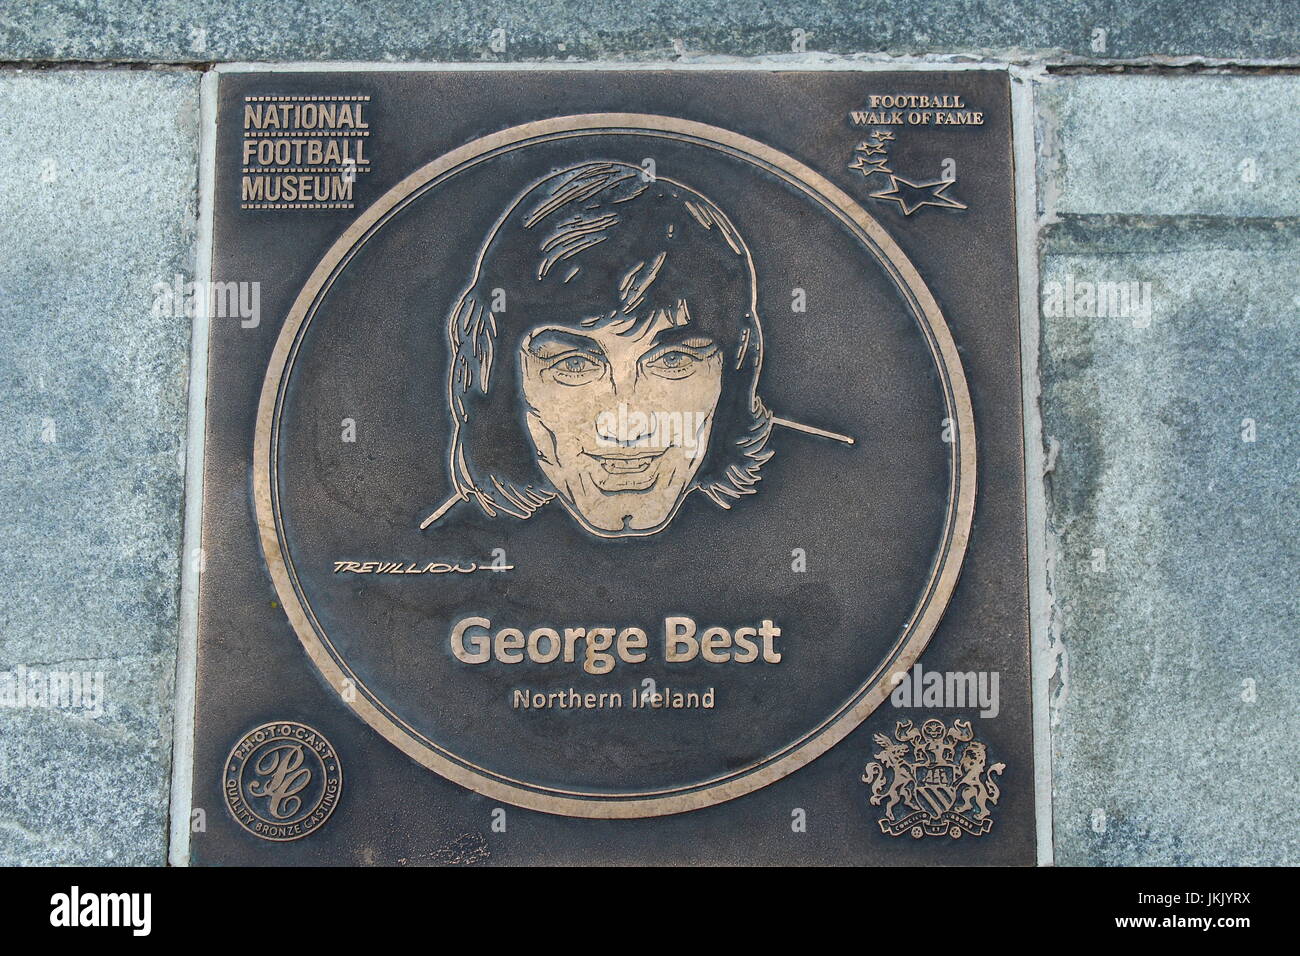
xmin=861 ymin=718 xmax=1005 ymax=838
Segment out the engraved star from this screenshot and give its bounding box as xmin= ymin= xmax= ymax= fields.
xmin=854 ymin=141 xmax=888 ymax=156
xmin=874 ymin=129 xmax=896 ymax=141
xmin=869 ymin=175 xmax=967 ymax=215
xmin=849 ymin=154 xmax=893 ymax=177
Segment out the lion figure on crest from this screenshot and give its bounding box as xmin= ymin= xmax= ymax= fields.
xmin=861 ymin=733 xmax=917 ymax=821
xmin=952 ymin=740 xmax=1005 ymax=820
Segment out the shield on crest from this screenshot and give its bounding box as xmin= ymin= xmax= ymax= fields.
xmin=914 ymin=762 xmax=957 ymax=816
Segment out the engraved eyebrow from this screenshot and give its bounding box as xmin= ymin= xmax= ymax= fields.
xmin=647 ymin=326 xmax=716 ymax=350
xmin=526 ymin=328 xmax=603 ymax=356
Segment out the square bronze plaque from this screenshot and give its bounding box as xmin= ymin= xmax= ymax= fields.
xmin=191 ymin=67 xmax=1033 ymax=864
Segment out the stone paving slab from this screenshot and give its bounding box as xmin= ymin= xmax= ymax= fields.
xmin=1039 ymin=75 xmax=1300 ymax=219
xmin=0 ymin=1 xmax=1296 ymax=64
xmin=0 ymin=68 xmax=200 ymax=865
xmin=1038 ymin=68 xmax=1300 ymax=864
xmin=1039 ymin=218 xmax=1299 ymax=865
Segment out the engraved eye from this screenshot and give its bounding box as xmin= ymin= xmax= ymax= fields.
xmin=644 ymin=348 xmax=703 ymax=379
xmin=546 ymin=352 xmax=604 ymax=385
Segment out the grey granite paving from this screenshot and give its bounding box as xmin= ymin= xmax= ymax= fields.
xmin=0 ymin=68 xmax=200 ymax=865
xmin=1040 ymin=75 xmax=1300 ymax=219
xmin=0 ymin=0 xmax=1295 ymax=64
xmin=1040 ymin=217 xmax=1298 ymax=865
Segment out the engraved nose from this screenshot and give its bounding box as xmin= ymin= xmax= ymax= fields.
xmin=595 ymin=405 xmax=656 ymax=447
xmin=621 ymin=411 xmax=650 ymax=443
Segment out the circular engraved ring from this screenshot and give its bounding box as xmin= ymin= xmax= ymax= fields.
xmin=254 ymin=114 xmax=976 ymax=818
xmin=223 ymin=721 xmax=343 ymax=841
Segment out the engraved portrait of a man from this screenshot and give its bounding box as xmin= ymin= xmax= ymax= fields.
xmin=422 ymin=160 xmax=848 ymax=538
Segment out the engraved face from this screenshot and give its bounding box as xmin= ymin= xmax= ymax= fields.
xmin=520 ymin=308 xmax=724 ymax=536
xmin=441 ymin=161 xmax=775 ymax=540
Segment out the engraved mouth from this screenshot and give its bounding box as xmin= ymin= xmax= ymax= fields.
xmin=586 ymin=450 xmax=666 ymax=475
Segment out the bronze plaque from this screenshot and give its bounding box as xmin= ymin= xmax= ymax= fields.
xmin=192 ymin=68 xmax=1033 ymax=864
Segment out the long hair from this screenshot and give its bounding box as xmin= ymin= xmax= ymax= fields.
xmin=446 ymin=161 xmax=773 ymax=520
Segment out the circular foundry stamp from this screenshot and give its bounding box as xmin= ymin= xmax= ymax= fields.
xmin=223 ymin=721 xmax=343 ymax=841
